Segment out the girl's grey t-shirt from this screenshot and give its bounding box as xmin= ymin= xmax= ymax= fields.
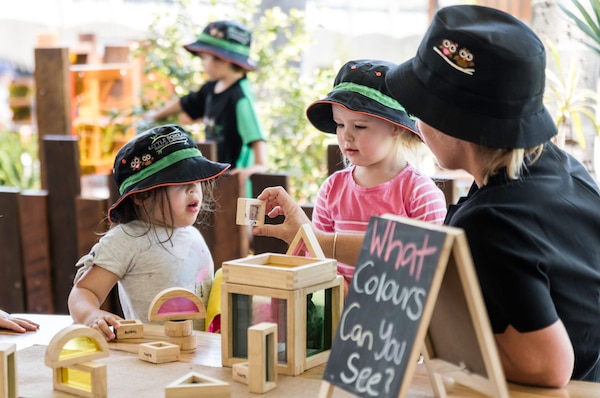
xmin=74 ymin=220 xmax=213 ymax=325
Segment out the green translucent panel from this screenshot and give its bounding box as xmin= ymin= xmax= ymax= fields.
xmin=306 ymin=288 xmax=333 ymax=357
xmin=232 ymin=294 xmax=288 ymax=363
xmin=58 ymin=337 xmax=100 ymax=361
xmin=60 ymin=367 xmax=92 ymax=391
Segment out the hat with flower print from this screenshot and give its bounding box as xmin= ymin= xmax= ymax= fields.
xmin=385 ymin=5 xmax=557 ymax=149
xmin=184 ymin=20 xmax=257 ymax=71
xmin=305 ymin=59 xmax=421 ymax=140
xmin=108 ymin=124 xmax=230 ymax=223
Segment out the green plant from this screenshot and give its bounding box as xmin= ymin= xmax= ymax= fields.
xmin=543 ymin=39 xmax=600 ymax=148
xmin=131 ymin=0 xmax=335 ymax=203
xmin=559 ymin=0 xmax=600 ymax=54
xmin=0 ymin=130 xmax=40 ymax=189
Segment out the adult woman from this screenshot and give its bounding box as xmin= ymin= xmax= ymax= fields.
xmin=255 ymin=5 xmax=600 ymax=388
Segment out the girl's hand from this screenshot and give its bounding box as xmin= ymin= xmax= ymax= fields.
xmin=0 ymin=310 xmax=40 ymax=333
xmin=252 ymin=186 xmax=311 ymax=244
xmin=87 ymin=312 xmax=123 ymax=341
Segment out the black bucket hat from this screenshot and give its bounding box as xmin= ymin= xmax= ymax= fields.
xmin=183 ymin=20 xmax=257 ymax=71
xmin=108 ymin=124 xmax=230 ymax=223
xmin=306 ymin=59 xmax=421 ymax=139
xmin=386 ymin=5 xmax=557 ymax=149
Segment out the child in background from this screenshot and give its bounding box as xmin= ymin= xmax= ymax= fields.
xmin=144 ymin=20 xmax=267 ymax=193
xmin=305 ymin=59 xmax=447 ymax=295
xmin=68 ymin=124 xmax=229 ymax=341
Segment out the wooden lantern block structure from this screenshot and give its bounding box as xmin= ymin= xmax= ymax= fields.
xmin=221 ymin=225 xmax=344 ymax=376
xmin=44 ymin=325 xmax=110 ymax=398
xmin=0 ymin=343 xmax=17 ymax=398
xmin=148 ymin=287 xmax=206 ymax=351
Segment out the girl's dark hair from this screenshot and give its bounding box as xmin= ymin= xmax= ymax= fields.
xmin=105 ymin=180 xmax=219 ymax=244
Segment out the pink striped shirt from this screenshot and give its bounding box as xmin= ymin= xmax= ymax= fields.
xmin=312 ymin=164 xmax=447 ymax=283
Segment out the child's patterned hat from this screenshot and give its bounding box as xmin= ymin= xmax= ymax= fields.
xmin=386 ymin=5 xmax=557 ymax=149
xmin=305 ymin=59 xmax=421 ymax=140
xmin=184 ymin=20 xmax=257 ymax=71
xmin=108 ymin=124 xmax=230 ymax=223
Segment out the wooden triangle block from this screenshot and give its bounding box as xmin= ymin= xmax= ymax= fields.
xmin=165 ymin=372 xmax=230 ymax=398
xmin=286 ymin=224 xmax=325 ymax=259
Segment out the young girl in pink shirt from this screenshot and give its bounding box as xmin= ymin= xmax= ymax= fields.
xmin=305 ymin=59 xmax=447 ymax=295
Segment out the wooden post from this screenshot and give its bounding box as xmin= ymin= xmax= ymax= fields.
xmin=250 ymin=173 xmax=289 ymax=255
xmin=34 ymin=48 xmax=71 ymax=189
xmin=19 ymin=190 xmax=54 ymax=314
xmin=0 ymin=188 xmax=25 ymax=312
xmin=197 ymin=173 xmax=246 ymax=271
xmin=43 ymin=136 xmax=81 ymax=314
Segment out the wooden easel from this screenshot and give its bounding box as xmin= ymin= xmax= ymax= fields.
xmin=319 ymin=215 xmax=509 ymax=398
xmin=423 ymin=229 xmax=508 ymax=398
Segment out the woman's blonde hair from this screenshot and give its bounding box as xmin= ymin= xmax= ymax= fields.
xmin=479 ymin=144 xmax=544 ymax=185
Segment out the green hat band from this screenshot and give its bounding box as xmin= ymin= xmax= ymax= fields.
xmin=332 ymin=82 xmax=414 ymax=119
xmin=119 ymin=147 xmax=203 ymax=195
xmin=197 ymin=32 xmax=250 ymax=56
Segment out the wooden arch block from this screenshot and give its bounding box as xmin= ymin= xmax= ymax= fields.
xmin=44 ymin=325 xmax=110 ymax=398
xmin=148 ymin=287 xmax=206 ymax=322
xmin=44 ymin=325 xmax=109 ymax=368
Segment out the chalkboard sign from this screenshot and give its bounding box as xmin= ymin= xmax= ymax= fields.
xmin=320 ymin=214 xmax=510 ymax=398
xmin=321 ymin=215 xmax=453 ymax=398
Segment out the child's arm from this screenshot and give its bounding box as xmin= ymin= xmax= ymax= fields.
xmin=144 ymin=97 xmax=182 ymax=122
xmin=228 ymin=140 xmax=267 ymax=180
xmin=68 ymin=266 xmax=122 ymax=341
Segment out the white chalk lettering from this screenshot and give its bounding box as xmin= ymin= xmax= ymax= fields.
xmin=373 ymin=319 xmax=407 ymax=365
xmin=339 ymin=302 xmax=373 ymax=350
xmin=353 ymin=261 xmax=427 ymax=320
xmin=339 ymin=353 xmax=395 ymax=397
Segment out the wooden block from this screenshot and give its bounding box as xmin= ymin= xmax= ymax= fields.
xmin=168 ymin=334 xmax=197 ymax=351
xmin=138 ymin=341 xmax=180 ymax=364
xmin=0 ymin=343 xmax=17 ymax=398
xmin=45 ymin=325 xmax=110 ymax=368
xmin=115 ymin=319 xmax=144 ymax=340
xmin=236 ymin=198 xmax=265 ymax=226
xmin=222 ymin=253 xmax=336 ymax=290
xmin=248 ymin=322 xmax=277 ymax=393
xmin=164 ymin=320 xmax=193 ymax=337
xmin=221 ymin=275 xmax=344 ymax=376
xmin=52 ymin=361 xmax=106 ymax=398
xmin=148 ymin=287 xmax=206 ymax=322
xmin=231 ymin=362 xmax=249 ymax=385
xmin=165 ymin=372 xmax=230 ymax=398
xmin=286 ymin=224 xmax=326 ymax=258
